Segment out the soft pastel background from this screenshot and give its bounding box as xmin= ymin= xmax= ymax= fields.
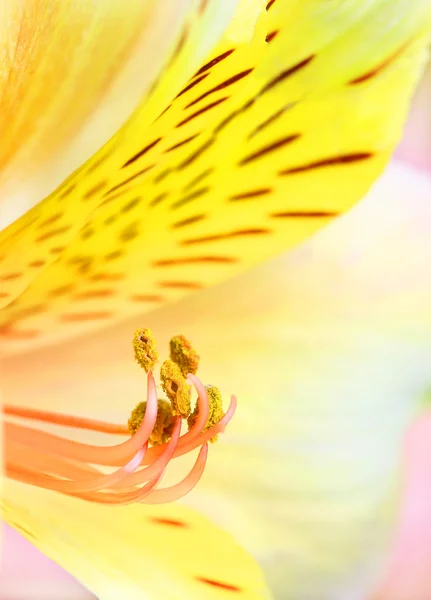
xmin=1 ymin=47 xmax=431 ymax=600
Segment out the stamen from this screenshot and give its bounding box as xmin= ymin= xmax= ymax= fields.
xmin=128 ymin=399 xmax=176 ymax=445
xmin=160 ymin=359 xmax=191 ymax=418
xmin=143 ymin=444 xmax=208 ymax=504
xmin=132 ymin=328 xmax=159 ymax=372
xmin=5 ymin=371 xmax=158 ymax=465
xmin=170 ymin=334 xmax=200 ymax=376
xmin=3 ymin=330 xmax=236 ymax=505
xmin=188 ymin=384 xmax=224 ymax=443
xmin=3 ymin=406 xmax=129 ymax=435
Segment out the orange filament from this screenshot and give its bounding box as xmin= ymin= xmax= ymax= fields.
xmin=4 ymin=372 xmax=237 ymax=505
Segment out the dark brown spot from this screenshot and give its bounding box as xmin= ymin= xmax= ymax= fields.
xmin=175 ymin=74 xmax=209 ymax=99
xmin=38 ymin=213 xmax=63 ymax=228
xmin=271 ymin=210 xmax=339 ymax=218
xmin=150 ymin=193 xmax=169 ymax=208
xmin=121 ymin=198 xmax=141 ymax=214
xmin=153 ymin=168 xmax=172 ymax=184
xmin=177 ymin=138 xmax=215 ymax=169
xmin=266 ymin=0 xmax=276 ymax=9
xmin=99 ymin=188 xmax=130 ymax=206
xmin=83 ymin=180 xmax=108 ymax=200
xmin=105 ymin=250 xmax=124 ymax=261
xmin=349 ymin=44 xmax=407 ymax=84
xmin=104 ymin=215 xmax=117 ymax=226
xmin=176 ymin=97 xmax=229 ymax=128
xmin=60 ymin=312 xmax=113 ymax=322
xmin=213 ymin=98 xmax=254 ymax=134
xmin=194 ymin=49 xmax=235 ymax=77
xmin=172 ymin=214 xmax=206 ymax=229
xmin=73 ymin=289 xmax=115 ymax=300
xmin=181 ymin=228 xmax=270 ymax=245
xmin=182 ymin=168 xmax=214 ymax=191
xmin=1 ymin=273 xmax=22 ymax=281
xmin=80 ymin=228 xmax=95 ymax=241
xmin=49 ymin=284 xmax=75 ymax=297
xmin=68 ymin=255 xmax=88 ymax=266
xmin=158 ymin=281 xmax=203 ymax=289
xmin=119 ymin=222 xmax=139 ymax=243
xmin=68 ymin=256 xmax=94 ymax=275
xmin=150 ymin=517 xmax=188 ymax=527
xmin=249 ymin=106 xmax=291 ymax=138
xmin=122 ymin=139 xmax=162 ymax=168
xmin=130 ymin=294 xmax=165 ymax=303
xmin=164 ymin=134 xmax=200 ymax=153
xmin=50 ymin=246 xmax=66 ymax=255
xmin=90 ymin=273 xmax=124 ymax=282
xmin=185 ymin=69 xmax=254 ymax=108
xmin=239 ymin=133 xmax=300 ymax=165
xmin=261 ymin=55 xmax=315 ymax=95
xmin=28 ymin=260 xmax=46 ymax=268
xmin=58 ymin=183 xmax=76 ymax=200
xmin=77 ymin=258 xmax=94 ymax=275
xmin=36 ymin=226 xmax=70 ymax=243
xmin=67 ymin=255 xmax=94 ymax=275
xmin=105 ymin=165 xmax=155 ymax=196
xmin=153 ymin=256 xmax=237 ymax=266
xmin=86 ymin=149 xmax=112 ymax=174
xmin=154 ymin=104 xmax=172 ymax=122
xmin=195 ymin=577 xmax=241 ymax=592
xmin=279 ymin=152 xmax=373 ymax=175
xmin=171 ymin=187 xmax=210 ymax=210
xmin=229 ymin=188 xmax=272 ymax=200
xmin=266 ymin=30 xmax=279 ymax=42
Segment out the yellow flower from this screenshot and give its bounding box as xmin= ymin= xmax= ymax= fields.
xmin=1 ymin=0 xmax=431 ymax=598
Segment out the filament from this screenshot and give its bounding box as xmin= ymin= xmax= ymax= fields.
xmin=4 ymin=372 xmax=235 ymax=505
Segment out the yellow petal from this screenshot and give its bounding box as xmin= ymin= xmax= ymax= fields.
xmin=0 ymin=0 xmax=214 ymax=225
xmin=1 ymin=482 xmax=272 ymax=600
xmin=1 ymin=0 xmax=430 ymax=352
xmin=3 ymin=160 xmax=431 ymax=597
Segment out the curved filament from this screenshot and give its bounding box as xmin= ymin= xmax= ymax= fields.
xmin=4 ymin=372 xmax=236 ymax=505
xmin=143 ymin=443 xmax=208 ymax=505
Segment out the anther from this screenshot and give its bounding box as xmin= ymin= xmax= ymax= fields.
xmin=170 ymin=334 xmax=200 ymax=376
xmin=160 ymin=359 xmax=191 ymax=418
xmin=132 ymin=327 xmax=159 ymax=372
xmin=188 ymin=384 xmax=225 ymax=443
xmin=128 ymin=399 xmax=176 ymax=445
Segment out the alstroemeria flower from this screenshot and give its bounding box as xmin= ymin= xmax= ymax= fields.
xmin=2 ymin=1 xmax=431 ymax=598
xmin=3 ymin=159 xmax=431 ymax=599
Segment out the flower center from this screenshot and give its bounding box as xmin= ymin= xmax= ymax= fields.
xmin=3 ymin=330 xmax=236 ymax=505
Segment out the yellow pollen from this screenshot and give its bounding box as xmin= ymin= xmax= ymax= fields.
xmin=188 ymin=385 xmax=225 ymax=443
xmin=170 ymin=334 xmax=200 ymax=376
xmin=133 ymin=328 xmax=159 ymax=372
xmin=128 ymin=399 xmax=175 ymax=445
xmin=160 ymin=359 xmax=191 ymax=418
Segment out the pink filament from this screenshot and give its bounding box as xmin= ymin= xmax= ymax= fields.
xmin=4 ymin=372 xmax=236 ymax=505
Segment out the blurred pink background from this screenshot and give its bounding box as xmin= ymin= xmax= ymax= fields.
xmin=0 ymin=526 xmax=95 ymax=599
